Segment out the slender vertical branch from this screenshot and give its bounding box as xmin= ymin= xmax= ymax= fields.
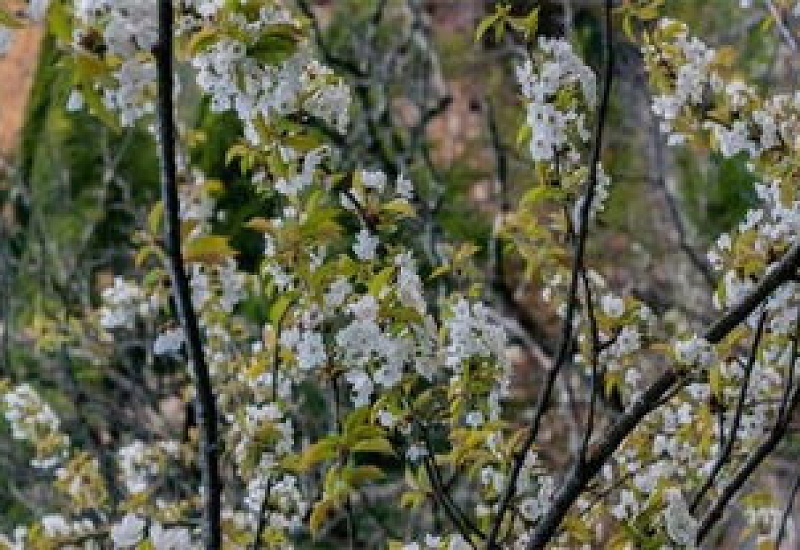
xmin=485 ymin=1 xmax=616 ymax=546
xmin=578 ymin=267 xmax=601 ymax=463
xmin=417 ymin=423 xmax=484 ymax=545
xmin=155 ymin=2 xmax=221 ymax=548
xmin=646 ymin=94 xmax=716 ymax=289
xmin=764 ymin=0 xmax=799 ymax=53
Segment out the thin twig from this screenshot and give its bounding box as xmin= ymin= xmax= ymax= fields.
xmin=417 ymin=423 xmax=484 ymax=545
xmin=696 ymin=383 xmax=800 ymax=543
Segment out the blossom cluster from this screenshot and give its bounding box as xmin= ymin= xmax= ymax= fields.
xmin=515 ymin=36 xmax=596 ymax=163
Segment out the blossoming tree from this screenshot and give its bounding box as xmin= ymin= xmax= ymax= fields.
xmin=3 ymin=0 xmax=800 ymax=548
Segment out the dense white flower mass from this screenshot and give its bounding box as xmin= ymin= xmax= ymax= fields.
xmin=648 ymin=20 xmax=716 ymax=138
xmin=190 ymin=32 xmax=350 ymax=143
xmin=516 ymin=37 xmax=596 ymax=162
xmin=2 ymin=384 xmax=68 ymax=469
xmin=445 ymin=299 xmax=507 ymax=368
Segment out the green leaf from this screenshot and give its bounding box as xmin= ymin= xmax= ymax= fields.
xmin=709 ymin=365 xmax=722 ymax=400
xmin=148 ymin=201 xmax=164 ymax=234
xmin=282 ymin=133 xmax=323 ymax=152
xmin=187 ymin=26 xmax=218 ymax=55
xmin=368 ymin=266 xmax=395 ymax=297
xmin=351 ymin=437 xmax=396 ymax=456
xmin=342 ymin=465 xmax=385 ymax=486
xmin=47 ymin=2 xmax=72 ymax=41
xmin=244 ymin=217 xmax=273 ymax=233
xmin=309 ymin=498 xmax=336 ymax=535
xmin=400 ymin=490 xmax=426 ymax=509
xmin=269 ymin=292 xmax=297 ymax=327
xmin=247 ymin=25 xmax=300 ymax=65
xmin=344 ymin=406 xmax=372 ymax=435
xmin=183 ymin=235 xmax=237 ymax=264
xmin=297 ymin=438 xmax=339 ymax=471
xmin=344 ymin=425 xmax=385 ymax=445
xmin=428 ymin=264 xmax=450 ymax=281
xmin=382 ymin=198 xmax=416 ymax=218
xmin=507 ymin=7 xmax=539 ymax=40
xmin=475 ymin=11 xmax=502 ymax=43
xmin=80 ymin=83 xmax=121 ymax=132
xmin=516 ymin=121 xmax=532 ymax=147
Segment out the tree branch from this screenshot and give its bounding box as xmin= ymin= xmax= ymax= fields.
xmin=696 ymin=304 xmax=800 ymax=543
xmin=485 ymin=1 xmax=616 ymax=546
xmin=155 ymin=2 xmax=221 ymax=548
xmin=526 ymin=244 xmax=800 ymax=547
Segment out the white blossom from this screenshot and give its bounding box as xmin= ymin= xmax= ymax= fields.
xmin=149 ymin=523 xmax=192 ymax=550
xmin=153 ymin=328 xmax=184 ymax=356
xmin=600 ymin=294 xmax=625 ymax=318
xmin=324 ymin=277 xmax=352 ymax=309
xmin=110 ymin=514 xmax=145 ymax=549
xmin=516 ymin=37 xmax=596 ymax=163
xmin=396 ymin=174 xmax=414 ymax=199
xmin=353 ymin=229 xmax=379 ymax=261
xmin=663 ymin=489 xmax=698 ymax=547
xmin=100 ymin=277 xmax=147 ymax=329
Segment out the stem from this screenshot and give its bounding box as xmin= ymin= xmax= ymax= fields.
xmin=155 ymin=2 xmax=221 ymax=548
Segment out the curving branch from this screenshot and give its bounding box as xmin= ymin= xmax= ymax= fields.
xmin=155 ymin=1 xmax=222 ymax=548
